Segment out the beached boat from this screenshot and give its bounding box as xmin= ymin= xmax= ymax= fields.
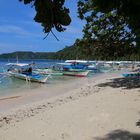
xmin=122 ymin=72 xmax=140 ymax=77
xmin=61 ymin=69 xmax=90 ymax=77
xmin=6 ymin=63 xmax=50 ymax=83
xmin=65 ymin=60 xmax=98 ymax=71
xmin=53 ymin=62 xmax=90 ymax=77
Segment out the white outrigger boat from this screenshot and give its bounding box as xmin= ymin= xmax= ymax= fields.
xmin=6 ymin=63 xmax=50 ymax=83
xmin=61 ymin=68 xmax=90 ymax=77
xmin=52 ymin=62 xmax=90 ymax=77
xmin=34 ymin=68 xmax=63 ymax=76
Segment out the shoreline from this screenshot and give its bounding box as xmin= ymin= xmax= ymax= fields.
xmin=0 ymin=70 xmax=140 ymax=139
xmin=0 ymin=72 xmax=117 ymax=114
xmin=0 ymin=72 xmax=109 ymax=113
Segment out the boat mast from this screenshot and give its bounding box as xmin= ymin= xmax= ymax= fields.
xmin=16 ymin=55 xmax=19 ymax=63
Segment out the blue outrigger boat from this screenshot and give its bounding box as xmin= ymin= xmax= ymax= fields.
xmin=6 ymin=63 xmax=50 ymax=83
xmin=122 ymin=71 xmax=140 ymax=77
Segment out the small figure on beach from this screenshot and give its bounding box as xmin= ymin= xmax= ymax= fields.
xmin=28 ymin=66 xmax=32 ymax=73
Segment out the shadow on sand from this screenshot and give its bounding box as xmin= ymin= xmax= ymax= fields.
xmin=96 ymin=77 xmax=140 ymax=128
xmin=94 ymin=129 xmax=140 ymax=140
xmin=97 ymin=77 xmax=140 ymax=89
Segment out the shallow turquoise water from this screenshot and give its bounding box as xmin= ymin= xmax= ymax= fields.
xmin=0 ymin=59 xmax=65 ymax=96
xmin=0 ymin=59 xmax=111 ymax=97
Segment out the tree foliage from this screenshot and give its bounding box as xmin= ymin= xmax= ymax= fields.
xmin=90 ymin=0 xmax=140 ymax=45
xmin=78 ymin=0 xmax=140 ymax=46
xmin=19 ymin=0 xmax=140 ymax=60
xmin=75 ymin=0 xmax=138 ymax=60
xmin=19 ymin=0 xmax=71 ymax=36
xmin=20 ymin=0 xmax=140 ymax=45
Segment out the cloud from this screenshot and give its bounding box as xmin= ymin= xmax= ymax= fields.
xmin=0 ymin=25 xmax=30 ymax=35
xmin=0 ymin=43 xmax=38 ymax=54
xmin=0 ymin=24 xmax=42 ymax=38
xmin=66 ymin=26 xmax=82 ymax=34
xmin=22 ymin=20 xmax=40 ymax=28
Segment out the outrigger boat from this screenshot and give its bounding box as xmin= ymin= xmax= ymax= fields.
xmin=65 ymin=60 xmax=98 ymax=71
xmin=61 ymin=68 xmax=90 ymax=77
xmin=6 ymin=63 xmax=50 ymax=83
xmin=34 ymin=68 xmax=63 ymax=76
xmin=52 ymin=62 xmax=90 ymax=77
xmin=122 ymin=72 xmax=140 ymax=77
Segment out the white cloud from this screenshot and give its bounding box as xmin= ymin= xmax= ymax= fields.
xmin=0 ymin=24 xmax=42 ymax=38
xmin=0 ymin=25 xmax=30 ymax=35
xmin=0 ymin=43 xmax=38 ymax=54
xmin=66 ymin=26 xmax=82 ymax=34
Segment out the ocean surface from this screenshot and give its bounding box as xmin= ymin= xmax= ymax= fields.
xmin=0 ymin=59 xmax=62 ymax=96
xmin=0 ymin=59 xmax=101 ymax=98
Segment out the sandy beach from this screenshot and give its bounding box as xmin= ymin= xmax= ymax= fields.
xmin=0 ymin=71 xmax=140 ymax=140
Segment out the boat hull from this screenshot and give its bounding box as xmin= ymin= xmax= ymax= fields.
xmin=7 ymin=72 xmax=49 ymax=83
xmin=122 ymin=72 xmax=140 ymax=77
xmin=52 ymin=69 xmax=90 ymax=77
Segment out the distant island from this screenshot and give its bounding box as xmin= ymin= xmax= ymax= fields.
xmin=0 ymin=51 xmax=55 ymax=60
xmin=0 ymin=45 xmax=140 ymax=61
xmin=0 ymin=45 xmax=79 ymax=60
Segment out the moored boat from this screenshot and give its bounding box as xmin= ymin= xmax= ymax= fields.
xmin=61 ymin=69 xmax=90 ymax=77
xmin=6 ymin=63 xmax=50 ymax=83
xmin=52 ymin=62 xmax=90 ymax=77
xmin=122 ymin=71 xmax=140 ymax=77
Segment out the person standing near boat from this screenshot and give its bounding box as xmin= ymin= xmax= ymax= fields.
xmin=28 ymin=64 xmax=32 ymax=74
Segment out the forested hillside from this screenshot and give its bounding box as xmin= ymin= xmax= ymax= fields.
xmin=0 ymin=51 xmax=55 ymax=60
xmin=0 ymin=45 xmax=140 ymax=61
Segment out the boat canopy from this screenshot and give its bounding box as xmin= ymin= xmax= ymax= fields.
xmin=105 ymin=61 xmax=113 ymax=64
xmin=65 ymin=60 xmax=88 ymax=63
xmin=57 ymin=62 xmax=72 ymax=65
xmin=6 ymin=63 xmax=29 ymax=67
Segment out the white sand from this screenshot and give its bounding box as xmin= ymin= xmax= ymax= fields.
xmin=0 ymin=72 xmax=140 ymax=140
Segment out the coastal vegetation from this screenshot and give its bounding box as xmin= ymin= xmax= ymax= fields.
xmin=0 ymin=1 xmax=140 ymax=138
xmin=0 ymin=51 xmax=55 ymax=60
xmin=76 ymin=0 xmax=138 ymax=60
xmin=19 ymin=0 xmax=71 ymax=40
xmin=18 ymin=0 xmax=140 ymax=60
xmin=19 ymin=0 xmax=140 ymax=43
xmin=0 ymin=46 xmax=140 ymax=60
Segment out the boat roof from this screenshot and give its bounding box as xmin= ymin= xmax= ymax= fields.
xmin=57 ymin=62 xmax=72 ymax=65
xmin=65 ymin=60 xmax=88 ymax=63
xmin=6 ymin=63 xmax=29 ymax=67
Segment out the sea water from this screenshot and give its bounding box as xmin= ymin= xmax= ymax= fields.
xmin=0 ymin=59 xmax=68 ymax=97
xmin=0 ymin=59 xmax=105 ymax=98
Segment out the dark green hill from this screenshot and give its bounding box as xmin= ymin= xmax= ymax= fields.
xmin=53 ymin=45 xmax=79 ymax=60
xmin=1 ymin=45 xmax=139 ymax=60
xmin=0 ymin=51 xmax=55 ymax=59
xmin=0 ymin=45 xmax=78 ymax=60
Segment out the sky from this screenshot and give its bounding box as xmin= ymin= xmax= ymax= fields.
xmin=0 ymin=0 xmax=84 ymax=54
